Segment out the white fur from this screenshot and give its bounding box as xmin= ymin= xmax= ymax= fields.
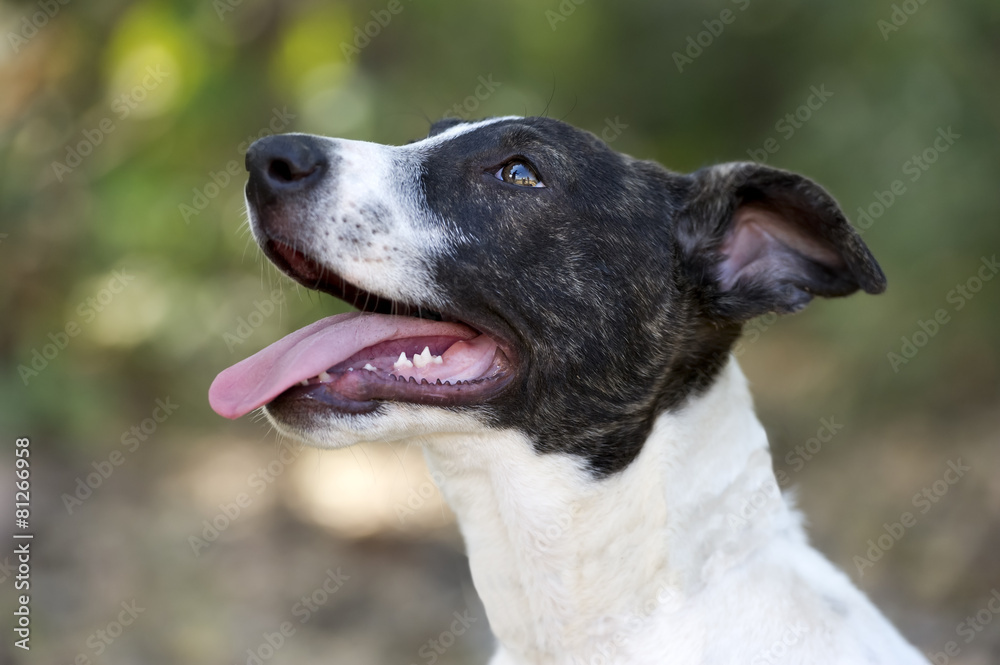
xmin=269 ymin=359 xmax=927 ymax=664
xmin=420 ymin=360 xmax=926 ymax=664
xmin=247 ymin=118 xmax=517 ymax=311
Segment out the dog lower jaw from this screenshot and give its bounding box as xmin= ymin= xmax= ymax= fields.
xmin=260 ymin=399 xmax=492 ymax=451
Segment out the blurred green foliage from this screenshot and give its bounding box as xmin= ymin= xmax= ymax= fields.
xmin=2 ymin=3 xmax=999 ymax=663
xmin=1 ymin=0 xmax=998 ymax=449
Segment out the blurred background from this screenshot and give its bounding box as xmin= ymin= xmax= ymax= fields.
xmin=1 ymin=0 xmax=998 ymax=663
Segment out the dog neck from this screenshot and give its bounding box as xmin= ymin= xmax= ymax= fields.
xmin=422 ymin=358 xmax=794 ymax=662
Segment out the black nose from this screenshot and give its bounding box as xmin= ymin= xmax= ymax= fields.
xmin=245 ymin=134 xmax=327 ymax=195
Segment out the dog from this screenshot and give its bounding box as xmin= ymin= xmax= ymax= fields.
xmin=209 ymin=116 xmax=929 ymax=664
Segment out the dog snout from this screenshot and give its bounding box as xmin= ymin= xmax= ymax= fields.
xmin=246 ymin=134 xmax=328 ymax=197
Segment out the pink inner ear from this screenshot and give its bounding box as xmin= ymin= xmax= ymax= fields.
xmin=717 ymin=205 xmax=843 ymax=290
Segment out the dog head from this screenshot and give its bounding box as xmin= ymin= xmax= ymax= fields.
xmin=209 ymin=116 xmax=885 ymax=476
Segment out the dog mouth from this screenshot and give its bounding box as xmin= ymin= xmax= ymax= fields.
xmin=208 ymin=240 xmax=516 ymax=419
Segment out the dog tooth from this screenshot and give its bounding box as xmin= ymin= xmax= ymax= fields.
xmin=318 ymin=371 xmax=331 ymax=382
xmin=413 ymin=346 xmax=433 ymax=368
xmin=347 ymin=367 xmax=354 ymax=372
xmin=299 ymin=380 xmax=308 ymax=386
xmin=363 ymin=363 xmax=377 ymax=372
xmin=394 ymin=352 xmax=413 ymax=370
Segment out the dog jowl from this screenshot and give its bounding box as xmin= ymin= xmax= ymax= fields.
xmin=210 ymin=116 xmax=884 ymax=474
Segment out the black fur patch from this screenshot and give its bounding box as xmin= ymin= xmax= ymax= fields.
xmin=415 ymin=117 xmax=884 ymax=476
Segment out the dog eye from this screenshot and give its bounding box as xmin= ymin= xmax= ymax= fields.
xmin=496 ymin=161 xmax=544 ymax=188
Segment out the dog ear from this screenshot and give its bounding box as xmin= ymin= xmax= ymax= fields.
xmin=678 ymin=162 xmax=887 ymax=320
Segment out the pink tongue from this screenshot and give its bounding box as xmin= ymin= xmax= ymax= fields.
xmin=208 ymin=312 xmax=480 ymax=419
